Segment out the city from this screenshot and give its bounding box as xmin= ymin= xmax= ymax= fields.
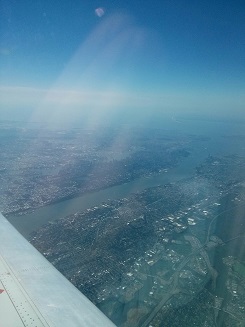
xmin=1 ymin=122 xmax=245 ymax=326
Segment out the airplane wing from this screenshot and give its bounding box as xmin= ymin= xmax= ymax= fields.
xmin=0 ymin=213 xmax=116 ymax=327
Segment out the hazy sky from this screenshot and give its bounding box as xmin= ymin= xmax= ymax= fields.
xmin=0 ymin=0 xmax=245 ymax=123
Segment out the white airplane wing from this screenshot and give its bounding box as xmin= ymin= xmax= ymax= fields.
xmin=0 ymin=213 xmax=116 ymax=327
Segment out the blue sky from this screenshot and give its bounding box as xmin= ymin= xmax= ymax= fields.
xmin=0 ymin=0 xmax=245 ymax=123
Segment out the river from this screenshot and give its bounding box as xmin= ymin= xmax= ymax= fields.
xmin=7 ymin=120 xmax=245 ymax=238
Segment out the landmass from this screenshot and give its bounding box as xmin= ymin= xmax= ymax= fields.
xmin=30 ymin=154 xmax=245 ymax=326
xmin=1 ymin=121 xmax=245 ymax=326
xmin=0 ymin=122 xmax=190 ymax=216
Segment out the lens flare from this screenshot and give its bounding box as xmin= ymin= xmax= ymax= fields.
xmin=95 ymin=7 xmax=105 ymax=17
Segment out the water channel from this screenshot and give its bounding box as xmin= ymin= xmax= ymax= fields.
xmin=7 ymin=120 xmax=245 ymax=238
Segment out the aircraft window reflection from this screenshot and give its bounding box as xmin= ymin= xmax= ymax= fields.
xmin=1 ymin=0 xmax=245 ymax=326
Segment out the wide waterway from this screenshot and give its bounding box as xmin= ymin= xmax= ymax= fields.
xmin=7 ymin=120 xmax=245 ymax=238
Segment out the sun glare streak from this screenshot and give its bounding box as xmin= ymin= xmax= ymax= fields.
xmin=9 ymin=12 xmax=148 ymax=131
xmin=1 ymin=11 xmax=244 ymax=131
xmin=51 ymin=13 xmax=136 ymax=87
